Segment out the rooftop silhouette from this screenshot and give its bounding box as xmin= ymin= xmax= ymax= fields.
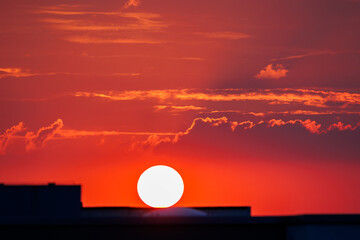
xmin=0 ymin=184 xmax=359 ymax=240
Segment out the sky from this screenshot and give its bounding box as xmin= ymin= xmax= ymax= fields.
xmin=0 ymin=0 xmax=359 ymax=216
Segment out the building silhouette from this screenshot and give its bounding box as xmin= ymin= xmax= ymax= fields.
xmin=0 ymin=183 xmax=359 ymax=240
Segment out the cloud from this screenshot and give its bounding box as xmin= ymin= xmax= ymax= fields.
xmin=58 ymin=129 xmax=175 ymax=138
xmin=0 ymin=122 xmax=25 ymax=155
xmin=25 ymin=119 xmax=64 ymax=150
xmin=230 ymin=121 xmax=256 ymax=131
xmin=196 ymin=32 xmax=253 ymax=40
xmin=154 ymin=105 xmax=205 ymax=112
xmin=2 ymin=117 xmax=359 ymax=154
xmin=0 ymin=67 xmax=59 ymax=79
xmin=65 ymin=36 xmax=163 ymax=44
xmin=327 ymin=122 xmax=360 ymax=131
xmin=177 ymin=57 xmax=206 ymax=61
xmin=255 ymin=64 xmax=288 ymax=79
xmin=172 ymin=117 xmax=228 ymax=143
xmin=74 ymin=90 xmax=174 ymax=101
xmin=143 ymin=117 xmax=360 ymax=149
xmin=0 ymin=68 xmax=35 ymax=78
xmin=36 ymin=5 xmax=167 ymax=45
xmin=73 ymin=88 xmax=360 ymax=109
xmin=268 ymin=119 xmax=322 ymax=134
xmin=140 ymin=135 xmax=172 ymax=149
xmin=271 ymin=50 xmax=360 ymax=62
xmin=207 ymin=110 xmax=360 ymax=116
xmin=41 ymin=12 xmax=167 ymax=32
xmin=123 ymin=0 xmax=141 ymax=9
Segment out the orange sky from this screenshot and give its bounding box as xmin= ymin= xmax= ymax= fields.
xmin=0 ymin=0 xmax=360 ymax=216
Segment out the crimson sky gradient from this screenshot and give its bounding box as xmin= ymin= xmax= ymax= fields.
xmin=0 ymin=0 xmax=359 ymax=216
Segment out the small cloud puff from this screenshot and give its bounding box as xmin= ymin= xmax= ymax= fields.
xmin=123 ymin=0 xmax=141 ymax=9
xmin=255 ymin=64 xmax=288 ymax=79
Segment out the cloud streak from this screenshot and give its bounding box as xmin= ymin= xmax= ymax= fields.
xmin=196 ymin=32 xmax=253 ymax=40
xmin=65 ymin=36 xmax=163 ymax=44
xmin=1 ymin=117 xmax=359 ymax=154
xmin=73 ymin=88 xmax=360 ymax=109
xmin=142 ymin=117 xmax=360 ymax=148
xmin=154 ymin=105 xmax=205 ymax=112
xmin=0 ymin=68 xmax=54 ymax=79
xmin=36 ymin=5 xmax=167 ymax=45
xmin=271 ymin=50 xmax=359 ymax=62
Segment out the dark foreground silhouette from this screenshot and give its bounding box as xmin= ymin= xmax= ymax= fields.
xmin=0 ymin=184 xmax=359 ymax=240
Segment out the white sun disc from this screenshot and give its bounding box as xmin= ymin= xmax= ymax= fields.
xmin=137 ymin=165 xmax=184 ymax=208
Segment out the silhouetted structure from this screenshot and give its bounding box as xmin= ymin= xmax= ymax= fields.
xmin=0 ymin=183 xmax=81 ymax=217
xmin=0 ymin=184 xmax=359 ymax=240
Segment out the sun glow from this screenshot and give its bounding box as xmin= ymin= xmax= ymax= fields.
xmin=137 ymin=165 xmax=184 ymax=208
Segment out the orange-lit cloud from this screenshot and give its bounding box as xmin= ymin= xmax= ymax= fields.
xmin=196 ymin=32 xmax=253 ymax=40
xmin=2 ymin=117 xmax=359 ymax=155
xmin=230 ymin=120 xmax=256 ymax=131
xmin=327 ymin=122 xmax=359 ymax=131
xmin=74 ymin=90 xmax=174 ymax=101
xmin=124 ymin=0 xmax=141 ymax=9
xmin=0 ymin=68 xmax=139 ymax=80
xmin=25 ymin=119 xmax=64 ymax=150
xmin=207 ymin=110 xmax=360 ymax=116
xmin=137 ymin=135 xmax=172 ymax=150
xmin=0 ymin=68 xmax=39 ymax=78
xmin=268 ymin=119 xmax=322 ymax=134
xmin=36 ymin=5 xmax=167 ymax=45
xmin=65 ymin=36 xmax=163 ymax=44
xmin=41 ymin=12 xmax=167 ymax=32
xmin=142 ymin=116 xmax=360 ymax=149
xmin=177 ymin=57 xmax=206 ymax=61
xmin=173 ymin=117 xmax=228 ymax=142
xmin=255 ymin=64 xmax=288 ymax=79
xmin=73 ymin=88 xmax=360 ymax=109
xmin=0 ymin=122 xmax=25 ymax=155
xmin=154 ymin=105 xmax=205 ymax=112
xmin=58 ymin=130 xmax=175 ymax=138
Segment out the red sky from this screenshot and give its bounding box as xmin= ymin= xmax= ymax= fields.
xmin=0 ymin=0 xmax=360 ymax=216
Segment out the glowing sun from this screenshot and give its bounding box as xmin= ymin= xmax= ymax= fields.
xmin=137 ymin=165 xmax=184 ymax=208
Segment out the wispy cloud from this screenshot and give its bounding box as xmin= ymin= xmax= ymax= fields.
xmin=0 ymin=68 xmax=43 ymax=79
xmin=73 ymin=88 xmax=360 ymax=109
xmin=0 ymin=67 xmax=140 ymax=79
xmin=2 ymin=117 xmax=359 ymax=154
xmin=196 ymin=32 xmax=253 ymax=40
xmin=0 ymin=119 xmax=177 ymax=153
xmin=207 ymin=110 xmax=360 ymax=116
xmin=123 ymin=0 xmax=141 ymax=9
xmin=41 ymin=12 xmax=167 ymax=32
xmin=0 ymin=122 xmax=25 ymax=155
xmin=271 ymin=50 xmax=360 ymax=62
xmin=25 ymin=119 xmax=64 ymax=150
xmin=255 ymin=64 xmax=288 ymax=79
xmin=177 ymin=57 xmax=206 ymax=61
xmin=0 ymin=67 xmax=61 ymax=79
xmin=142 ymin=116 xmax=360 ymax=149
xmin=58 ymin=130 xmax=175 ymax=138
xmin=154 ymin=105 xmax=205 ymax=112
xmin=268 ymin=119 xmax=322 ymax=134
xmin=327 ymin=122 xmax=360 ymax=131
xmin=36 ymin=5 xmax=167 ymax=44
xmin=65 ymin=36 xmax=163 ymax=44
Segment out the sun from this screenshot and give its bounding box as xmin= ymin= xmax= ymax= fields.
xmin=137 ymin=165 xmax=184 ymax=208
